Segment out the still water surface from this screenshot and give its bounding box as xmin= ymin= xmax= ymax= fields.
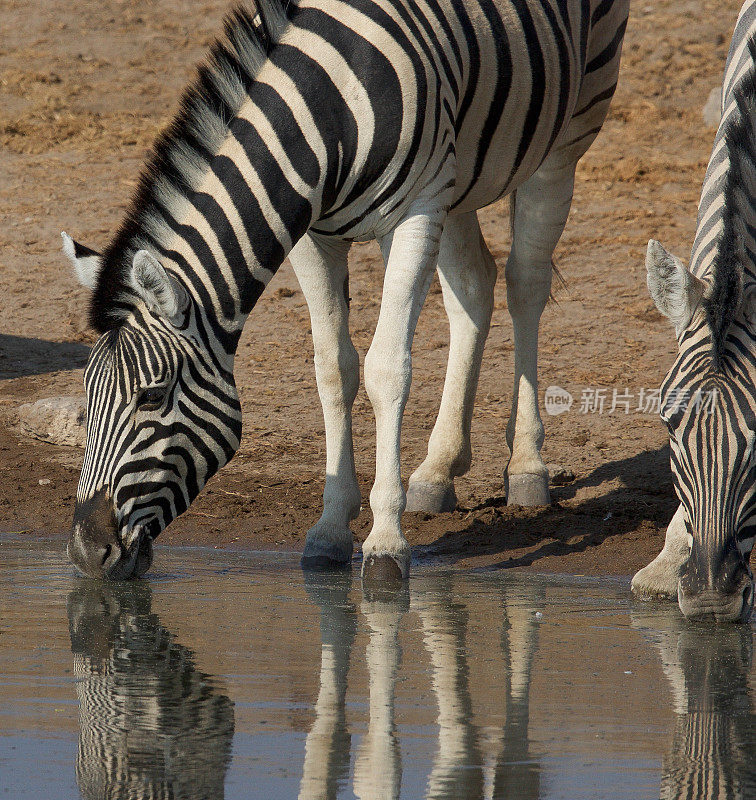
xmin=0 ymin=539 xmax=754 ymax=799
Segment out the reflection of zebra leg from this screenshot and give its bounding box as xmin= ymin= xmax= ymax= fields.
xmin=353 ymin=586 xmax=409 ymax=800
xmin=630 ymin=608 xmax=689 ymax=714
xmin=485 ymin=583 xmax=541 ymax=800
xmin=67 ymin=582 xmax=234 ymax=800
xmin=632 ymin=610 xmax=756 ymax=800
xmin=415 ymin=577 xmax=484 ymax=800
xmin=299 ymin=572 xmax=357 ymax=800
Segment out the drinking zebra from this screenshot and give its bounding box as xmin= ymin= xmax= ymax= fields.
xmin=632 ymin=0 xmax=756 ymax=622
xmin=62 ymin=0 xmax=629 ymax=580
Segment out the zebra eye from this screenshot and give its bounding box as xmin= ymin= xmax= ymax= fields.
xmin=136 ymin=387 xmax=167 ymax=411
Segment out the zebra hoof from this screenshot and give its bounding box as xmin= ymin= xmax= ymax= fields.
xmin=301 ymin=541 xmax=353 ymax=572
xmin=405 ymin=480 xmax=457 ymax=513
xmin=361 ymin=553 xmax=407 ymax=585
xmin=505 ymin=473 xmax=550 ymax=507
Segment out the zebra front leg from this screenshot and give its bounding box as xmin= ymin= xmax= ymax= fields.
xmin=406 ymin=212 xmax=497 ymax=513
xmin=362 ymin=202 xmax=448 ymax=581
xmin=290 ymin=234 xmax=361 ymax=569
xmin=631 ymin=504 xmax=691 ymax=599
xmin=505 ymin=160 xmax=575 ymax=506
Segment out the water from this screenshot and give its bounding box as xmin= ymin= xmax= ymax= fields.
xmin=1 ymin=539 xmax=754 ymax=800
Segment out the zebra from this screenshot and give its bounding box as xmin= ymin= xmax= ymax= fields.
xmin=631 ymin=0 xmax=756 ymax=622
xmin=67 ymin=582 xmax=235 ymax=799
xmin=62 ymin=0 xmax=629 ymax=581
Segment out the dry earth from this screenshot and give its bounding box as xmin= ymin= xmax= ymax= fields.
xmin=0 ymin=0 xmax=742 ymax=575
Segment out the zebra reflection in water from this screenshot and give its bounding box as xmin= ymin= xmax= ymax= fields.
xmin=632 ymin=611 xmax=756 ymax=800
xmin=67 ymin=583 xmax=235 ymax=800
xmin=299 ymin=574 xmax=541 ymax=800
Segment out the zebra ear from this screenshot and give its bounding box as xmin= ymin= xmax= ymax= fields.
xmin=646 ymin=239 xmax=707 ymax=336
xmin=130 ymin=250 xmax=190 ymax=323
xmin=61 ymin=231 xmax=102 ymax=291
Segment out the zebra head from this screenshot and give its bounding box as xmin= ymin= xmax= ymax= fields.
xmin=63 ymin=234 xmax=242 ymax=579
xmin=647 ymin=239 xmax=755 ymax=622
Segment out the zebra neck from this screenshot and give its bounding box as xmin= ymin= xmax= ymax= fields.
xmin=162 ymin=87 xmax=327 ymax=352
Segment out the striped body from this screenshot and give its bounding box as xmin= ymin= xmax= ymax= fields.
xmin=63 ymin=0 xmax=628 ymax=579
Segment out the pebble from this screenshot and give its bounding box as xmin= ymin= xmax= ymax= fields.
xmin=546 ymin=464 xmax=576 ymax=486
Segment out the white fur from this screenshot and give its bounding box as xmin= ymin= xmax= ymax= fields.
xmin=361 ymin=194 xmax=452 ymax=576
xmin=291 ymin=234 xmax=360 ymax=564
xmin=61 ymin=231 xmax=101 ymax=290
xmin=504 ymin=157 xmax=576 ymax=496
xmin=131 ymin=250 xmax=189 ymax=321
xmin=631 ymin=504 xmax=691 ymax=599
xmin=407 ymin=212 xmax=496 ymax=495
xmin=646 ymin=239 xmax=707 ymax=336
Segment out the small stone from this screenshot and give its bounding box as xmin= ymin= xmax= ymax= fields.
xmin=546 ymin=464 xmax=576 ymax=486
xmin=703 ymin=85 xmax=722 ymax=129
xmin=38 ymin=478 xmax=52 ymax=486
xmin=18 ymin=396 xmax=86 ymax=447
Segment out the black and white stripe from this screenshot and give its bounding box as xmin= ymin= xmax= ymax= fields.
xmin=648 ymin=2 xmax=756 ymax=620
xmin=633 ymin=2 xmax=756 ymax=620
xmin=65 ymin=0 xmax=629 ymax=577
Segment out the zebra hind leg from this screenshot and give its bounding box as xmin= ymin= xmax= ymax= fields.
xmin=504 ymin=159 xmax=576 ymax=506
xmin=289 ymin=234 xmax=361 ymax=570
xmin=406 ymin=212 xmax=496 ymax=513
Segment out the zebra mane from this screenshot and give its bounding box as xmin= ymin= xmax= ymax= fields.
xmin=90 ymin=0 xmax=290 ymax=333
xmin=705 ymin=35 xmax=756 ymax=369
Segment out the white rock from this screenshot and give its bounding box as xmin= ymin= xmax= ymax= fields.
xmin=18 ymin=396 xmax=86 ymax=447
xmin=703 ymin=85 xmax=722 ymax=129
xmin=38 ymin=478 xmax=52 ymax=486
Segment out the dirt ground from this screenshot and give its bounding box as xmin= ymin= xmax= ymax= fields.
xmin=0 ymin=0 xmax=741 ymax=576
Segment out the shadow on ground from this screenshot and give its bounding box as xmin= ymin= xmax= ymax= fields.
xmin=416 ymin=446 xmax=676 ymax=569
xmin=0 ymin=333 xmax=89 ymax=379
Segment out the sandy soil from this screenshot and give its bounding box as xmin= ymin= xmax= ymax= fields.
xmin=0 ymin=0 xmax=741 ymax=576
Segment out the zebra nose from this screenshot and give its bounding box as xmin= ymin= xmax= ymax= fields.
xmin=68 ymin=488 xmax=123 ymax=579
xmin=678 ymin=546 xmax=753 ymax=623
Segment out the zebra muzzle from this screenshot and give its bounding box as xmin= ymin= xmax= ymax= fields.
xmin=68 ymin=488 xmax=152 ymax=580
xmin=678 ymin=549 xmax=754 ymax=623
